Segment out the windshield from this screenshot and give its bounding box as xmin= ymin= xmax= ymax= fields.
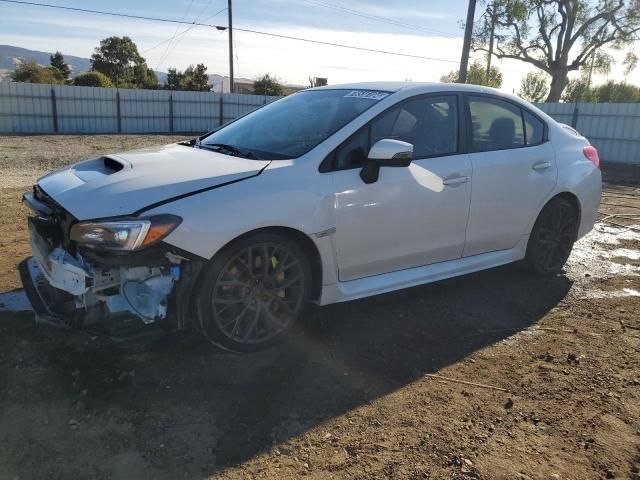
xmin=201 ymin=89 xmax=391 ymax=159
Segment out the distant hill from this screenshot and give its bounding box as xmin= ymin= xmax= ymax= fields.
xmin=0 ymin=44 xmax=91 ymax=78
xmin=0 ymin=44 xmax=302 ymax=92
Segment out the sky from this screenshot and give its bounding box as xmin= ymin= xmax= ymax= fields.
xmin=0 ymin=0 xmax=638 ymax=93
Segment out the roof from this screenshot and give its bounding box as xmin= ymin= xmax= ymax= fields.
xmin=309 ymin=81 xmax=505 ymax=96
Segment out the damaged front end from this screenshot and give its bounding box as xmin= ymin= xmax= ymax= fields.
xmin=19 ymin=186 xmax=203 ymax=342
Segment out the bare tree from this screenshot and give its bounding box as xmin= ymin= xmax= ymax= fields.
xmin=474 ymin=0 xmax=640 ymax=101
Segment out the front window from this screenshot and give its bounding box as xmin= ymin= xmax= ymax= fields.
xmin=201 ymin=89 xmax=391 ymax=159
xmin=332 ymin=95 xmax=459 ymax=170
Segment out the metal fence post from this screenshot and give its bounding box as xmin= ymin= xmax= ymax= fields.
xmin=169 ymin=94 xmax=174 ymax=133
xmin=219 ymin=95 xmax=224 ymax=126
xmin=571 ymin=105 xmax=579 ymax=129
xmin=50 ymin=87 xmax=58 ymax=133
xmin=116 ymin=91 xmax=122 ymax=133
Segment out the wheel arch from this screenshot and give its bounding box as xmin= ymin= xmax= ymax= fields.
xmin=550 ymin=191 xmax=582 ymax=238
xmin=530 ymin=191 xmax=582 ymax=239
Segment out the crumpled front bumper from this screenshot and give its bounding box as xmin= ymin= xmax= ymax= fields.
xmin=20 ymin=187 xmax=204 ymax=341
xmin=18 ymin=253 xmax=178 ymax=343
xmin=19 ymin=256 xmax=73 ymax=328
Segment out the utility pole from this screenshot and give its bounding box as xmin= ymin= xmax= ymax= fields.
xmin=459 ymin=0 xmax=477 ymax=83
xmin=228 ymin=0 xmax=234 ymax=93
xmin=485 ymin=2 xmax=497 ymax=80
xmin=586 ymin=50 xmax=596 ymax=91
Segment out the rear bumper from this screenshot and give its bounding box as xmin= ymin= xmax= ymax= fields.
xmin=577 ymin=169 xmax=602 ymax=239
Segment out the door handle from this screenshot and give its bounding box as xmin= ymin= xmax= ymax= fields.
xmin=532 ymin=161 xmax=552 ymax=172
xmin=443 ymin=175 xmax=469 ymax=186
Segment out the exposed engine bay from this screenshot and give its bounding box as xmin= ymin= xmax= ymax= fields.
xmin=20 ymin=186 xmax=202 ymax=341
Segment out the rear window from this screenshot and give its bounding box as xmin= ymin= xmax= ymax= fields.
xmin=468 ymin=97 xmax=525 ymax=151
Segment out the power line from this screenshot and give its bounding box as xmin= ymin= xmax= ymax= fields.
xmin=233 ymin=27 xmax=461 ymax=64
xmin=142 ymin=7 xmax=227 ymax=57
xmin=156 ymin=0 xmax=197 ymax=70
xmin=141 ymin=25 xmax=195 ymax=54
xmin=0 ymin=0 xmax=463 ymax=65
xmin=297 ymin=0 xmax=459 ymax=39
xmin=156 ymin=3 xmax=226 ymax=69
xmin=0 ymin=0 xmax=208 ymax=26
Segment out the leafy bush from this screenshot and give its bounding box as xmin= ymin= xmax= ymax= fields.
xmin=440 ymin=61 xmax=503 ymax=88
xmin=73 ymin=71 xmax=114 ymax=88
xmin=562 ymin=80 xmax=640 ymax=103
xmin=11 ymin=61 xmax=65 ymax=84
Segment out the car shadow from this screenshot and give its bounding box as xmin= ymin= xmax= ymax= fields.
xmin=0 ymin=262 xmax=572 ymax=478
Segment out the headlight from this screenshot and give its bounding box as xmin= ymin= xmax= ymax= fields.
xmin=70 ymin=215 xmax=182 ymax=251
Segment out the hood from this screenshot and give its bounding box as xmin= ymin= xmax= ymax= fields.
xmin=37 ymin=144 xmax=270 ymax=220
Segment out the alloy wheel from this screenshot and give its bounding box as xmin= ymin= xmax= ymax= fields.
xmin=210 ymin=242 xmax=306 ymax=345
xmin=530 ymin=201 xmax=577 ymax=273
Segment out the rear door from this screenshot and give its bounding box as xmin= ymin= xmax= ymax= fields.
xmin=463 ymin=95 xmax=557 ymax=257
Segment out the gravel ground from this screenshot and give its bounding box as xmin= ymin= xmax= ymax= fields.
xmin=0 ymin=135 xmax=639 ymax=480
xmin=0 ymin=135 xmax=189 ymax=189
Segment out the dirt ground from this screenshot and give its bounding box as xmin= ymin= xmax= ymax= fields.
xmin=0 ymin=135 xmax=639 ymax=480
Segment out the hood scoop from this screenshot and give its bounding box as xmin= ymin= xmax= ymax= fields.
xmin=37 ymin=143 xmax=270 ymax=220
xmin=72 ymin=156 xmax=127 ymax=182
xmin=103 ymin=156 xmax=125 ymax=172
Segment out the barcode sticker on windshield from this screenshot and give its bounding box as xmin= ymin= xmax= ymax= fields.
xmin=344 ymin=90 xmax=389 ymax=101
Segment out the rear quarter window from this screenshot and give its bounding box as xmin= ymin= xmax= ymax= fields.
xmin=523 ymin=110 xmax=544 ymax=145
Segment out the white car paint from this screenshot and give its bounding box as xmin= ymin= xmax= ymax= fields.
xmin=31 ymin=82 xmax=602 ymax=309
xmin=463 ymin=140 xmax=558 ymax=257
xmin=37 ymin=144 xmax=269 ymax=220
xmin=331 ymin=152 xmax=473 ymax=280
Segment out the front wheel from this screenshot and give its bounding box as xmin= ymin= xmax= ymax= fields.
xmin=526 ymin=198 xmax=578 ymax=276
xmin=196 ymin=233 xmax=312 ymax=352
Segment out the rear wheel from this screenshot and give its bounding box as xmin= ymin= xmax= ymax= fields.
xmin=526 ymin=198 xmax=578 ymax=275
xmin=197 ymin=233 xmax=312 ymax=352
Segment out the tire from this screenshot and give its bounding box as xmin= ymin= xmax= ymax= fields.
xmin=526 ymin=197 xmax=578 ymax=276
xmin=196 ymin=232 xmax=312 ymax=352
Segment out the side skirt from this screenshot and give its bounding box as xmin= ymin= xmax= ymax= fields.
xmin=319 ymin=235 xmax=529 ymax=305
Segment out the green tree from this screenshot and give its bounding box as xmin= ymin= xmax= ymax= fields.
xmin=562 ymin=79 xmax=640 ymax=102
xmin=253 ymin=73 xmax=284 ymax=96
xmin=440 ymin=61 xmax=503 ymax=88
xmin=131 ymin=64 xmax=159 ymax=89
xmin=164 ymin=64 xmax=210 ymax=91
xmin=561 ymin=78 xmax=594 ymax=102
xmin=474 ymin=0 xmax=640 ymax=102
xmin=592 ymin=81 xmax=640 ymax=102
xmin=166 ymin=67 xmax=185 ymax=90
xmin=73 ymin=71 xmax=114 ymax=87
xmin=11 ymin=61 xmax=65 ymax=84
xmin=49 ymin=51 xmax=71 ymax=83
xmin=184 ymin=64 xmax=210 ymax=91
xmin=623 ymin=51 xmax=639 ymax=79
xmin=90 ymin=36 xmax=156 ymax=88
xmin=519 ymin=71 xmax=549 ymax=103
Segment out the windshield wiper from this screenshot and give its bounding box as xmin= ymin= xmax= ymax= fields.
xmin=199 ymin=143 xmax=262 ymax=160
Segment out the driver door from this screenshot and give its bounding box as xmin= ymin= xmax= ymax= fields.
xmin=326 ymin=95 xmax=473 ymax=281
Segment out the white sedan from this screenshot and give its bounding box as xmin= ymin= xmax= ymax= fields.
xmin=20 ymin=82 xmax=602 ymax=351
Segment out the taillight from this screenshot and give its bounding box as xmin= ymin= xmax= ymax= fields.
xmin=583 ymin=146 xmax=600 ymax=169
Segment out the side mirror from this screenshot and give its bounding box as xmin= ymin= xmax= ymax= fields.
xmin=360 ymin=139 xmax=413 ymax=184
